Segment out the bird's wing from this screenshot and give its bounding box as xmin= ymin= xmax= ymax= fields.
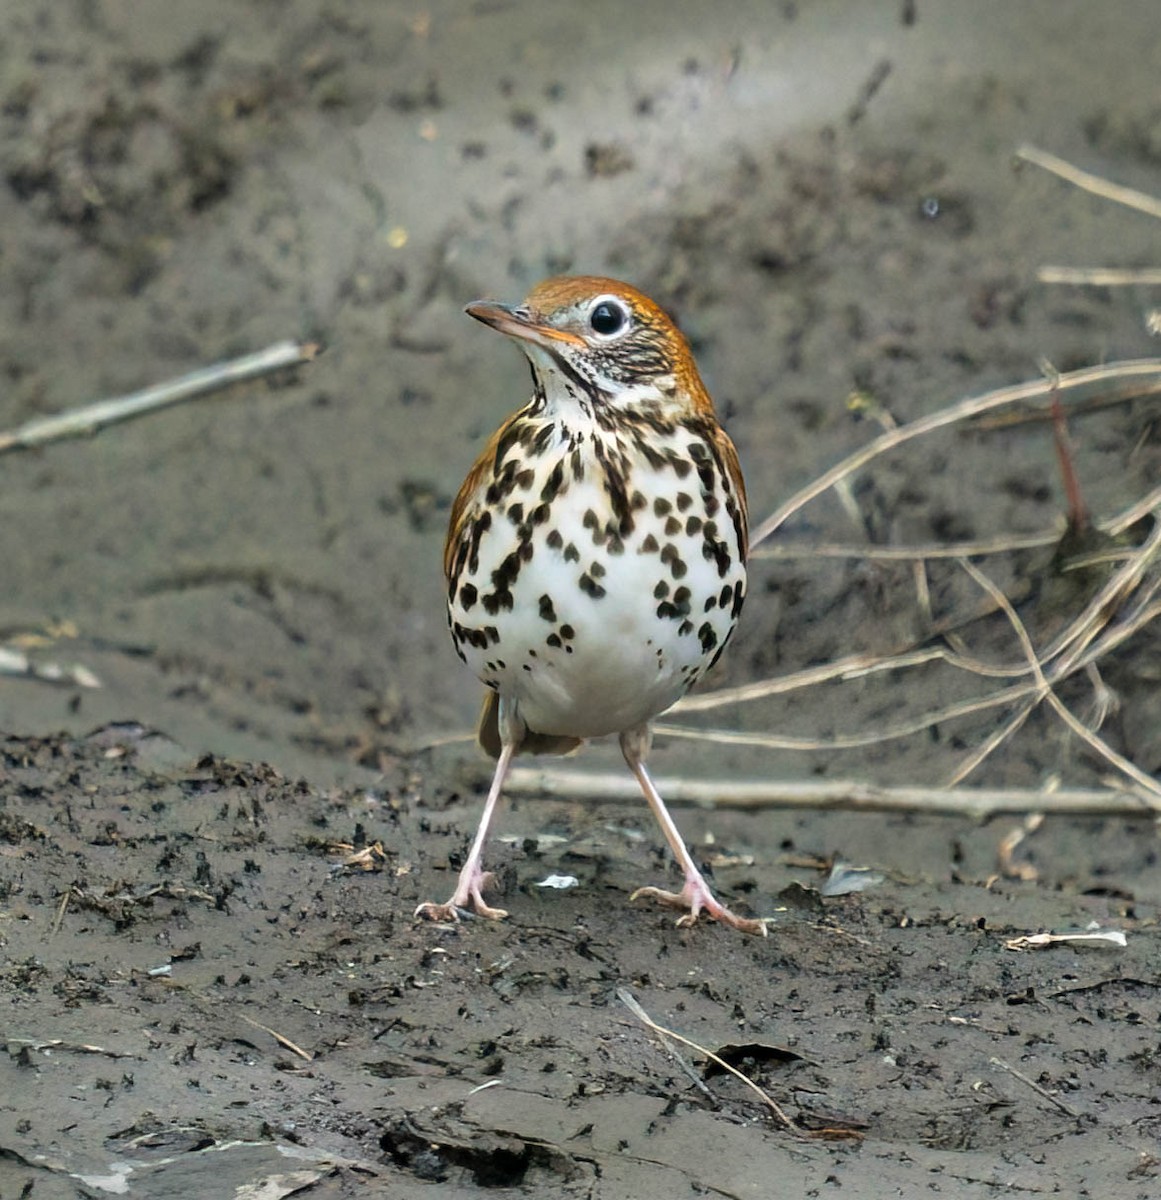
xmin=443 ymin=417 xmax=510 ymax=581
xmin=713 ymin=425 xmax=749 ymax=561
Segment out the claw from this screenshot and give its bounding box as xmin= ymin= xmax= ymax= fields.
xmin=630 ymin=883 xmax=768 ymax=937
xmin=414 ymin=899 xmax=509 ymax=923
xmin=415 ymin=870 xmax=508 ymax=923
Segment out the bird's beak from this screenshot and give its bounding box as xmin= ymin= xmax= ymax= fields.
xmin=465 ymin=300 xmax=586 ymax=350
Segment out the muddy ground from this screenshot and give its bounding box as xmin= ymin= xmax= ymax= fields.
xmin=2 ymin=2 xmax=1160 ymax=1196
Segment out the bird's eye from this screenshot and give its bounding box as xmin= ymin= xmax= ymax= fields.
xmin=589 ymin=299 xmax=628 ymax=337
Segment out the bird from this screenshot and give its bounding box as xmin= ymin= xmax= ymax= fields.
xmin=415 ymin=275 xmax=766 ymax=935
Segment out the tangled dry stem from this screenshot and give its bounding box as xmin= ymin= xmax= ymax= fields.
xmin=505 ymin=151 xmax=1161 ymax=821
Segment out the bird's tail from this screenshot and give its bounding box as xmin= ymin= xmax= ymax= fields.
xmin=476 ymin=691 xmax=583 ymax=759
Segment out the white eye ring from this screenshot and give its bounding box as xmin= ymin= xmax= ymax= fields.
xmin=588 ymin=296 xmax=630 ymax=338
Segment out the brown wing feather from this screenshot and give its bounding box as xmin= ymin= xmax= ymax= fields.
xmin=444 ymin=415 xmax=511 ymax=581
xmin=713 ymin=424 xmax=749 ymax=560
xmin=673 ymin=327 xmax=748 ymax=557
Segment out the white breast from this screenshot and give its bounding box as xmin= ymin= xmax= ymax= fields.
xmin=448 ymin=419 xmax=746 ymax=740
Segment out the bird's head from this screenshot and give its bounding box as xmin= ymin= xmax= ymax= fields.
xmin=465 ymin=275 xmax=714 ymax=419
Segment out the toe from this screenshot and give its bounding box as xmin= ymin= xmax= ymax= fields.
xmin=414 ymin=901 xmax=461 ymax=922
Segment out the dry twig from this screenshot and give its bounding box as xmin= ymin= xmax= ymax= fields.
xmin=989 ymin=1056 xmax=1082 ymax=1120
xmin=505 ymin=769 xmax=1156 ymax=819
xmin=1037 ymin=266 xmax=1161 ymax=287
xmin=955 ymin=556 xmax=1161 ymax=803
xmin=1015 ymin=144 xmax=1161 ymax=222
xmin=236 ymin=1013 xmax=314 ymax=1063
xmin=748 ymin=359 xmax=1161 ymax=551
xmin=617 ymin=988 xmax=797 ymax=1132
xmin=0 ymin=339 xmax=320 ymax=454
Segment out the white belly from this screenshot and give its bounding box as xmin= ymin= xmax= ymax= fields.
xmin=447 ymin=430 xmax=746 ymax=740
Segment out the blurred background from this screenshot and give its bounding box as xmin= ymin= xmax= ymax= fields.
xmin=1 ymin=0 xmax=1158 ymax=791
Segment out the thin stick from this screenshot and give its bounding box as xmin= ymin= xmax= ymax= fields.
xmin=617 ymin=988 xmax=796 ymax=1131
xmin=505 ymin=769 xmax=1156 ymax=818
xmin=948 ymin=559 xmax=1054 ymax=787
xmin=663 ymin=684 xmax=1032 ymax=750
xmin=1016 ymin=144 xmax=1161 ymax=222
xmin=752 ymin=528 xmax=1063 ymax=562
xmin=972 ymin=379 xmax=1161 ymax=431
xmin=751 ymin=481 xmax=1161 ymax=563
xmin=1038 ymin=266 xmax=1161 ymax=287
xmin=674 ymin=647 xmax=952 ymax=712
xmin=748 ymin=359 xmax=1161 ymax=551
xmin=959 ymin=558 xmax=1161 ymax=804
xmin=0 ymin=339 xmax=321 ymax=454
xmin=945 ymin=696 xmax=1038 ymax=788
xmin=1108 ymin=482 xmax=1161 ymax=536
xmin=1038 ymin=517 xmax=1161 ymax=669
xmin=237 ymin=1012 xmax=314 ymax=1063
xmin=665 ymin=592 xmax=1161 ymax=769
xmin=989 ymin=1056 xmax=1082 ymax=1120
xmin=50 ymin=890 xmax=71 ymax=938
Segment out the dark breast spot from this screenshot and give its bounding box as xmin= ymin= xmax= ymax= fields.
xmin=493 ymin=549 xmax=523 ymax=590
xmin=578 ymin=573 xmax=607 ymax=599
xmin=731 ymin=580 xmax=746 ymax=617
xmin=482 ymin=589 xmax=514 ymax=615
xmin=660 ymin=544 xmax=688 ymax=579
xmin=662 ymin=588 xmax=690 ymax=619
xmin=466 ymin=510 xmax=491 ymax=572
xmin=455 ymin=623 xmax=490 ymax=651
xmin=541 ymin=462 xmax=565 ymax=502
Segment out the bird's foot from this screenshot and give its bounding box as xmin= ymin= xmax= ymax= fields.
xmin=630 ymin=878 xmax=768 ymax=937
xmin=414 ymin=870 xmax=509 ymax=923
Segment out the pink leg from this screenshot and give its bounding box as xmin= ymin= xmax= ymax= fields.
xmin=621 ymin=727 xmax=767 ymax=937
xmin=415 ymin=715 xmax=517 ymax=923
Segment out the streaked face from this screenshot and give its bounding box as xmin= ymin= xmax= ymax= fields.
xmin=466 ymin=275 xmax=708 ymax=415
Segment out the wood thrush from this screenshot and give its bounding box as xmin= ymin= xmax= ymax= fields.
xmin=416 ymin=275 xmax=765 ymax=935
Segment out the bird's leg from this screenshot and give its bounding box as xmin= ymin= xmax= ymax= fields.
xmin=414 ymin=699 xmax=520 ymax=923
xmin=620 ymin=726 xmax=767 ymax=937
